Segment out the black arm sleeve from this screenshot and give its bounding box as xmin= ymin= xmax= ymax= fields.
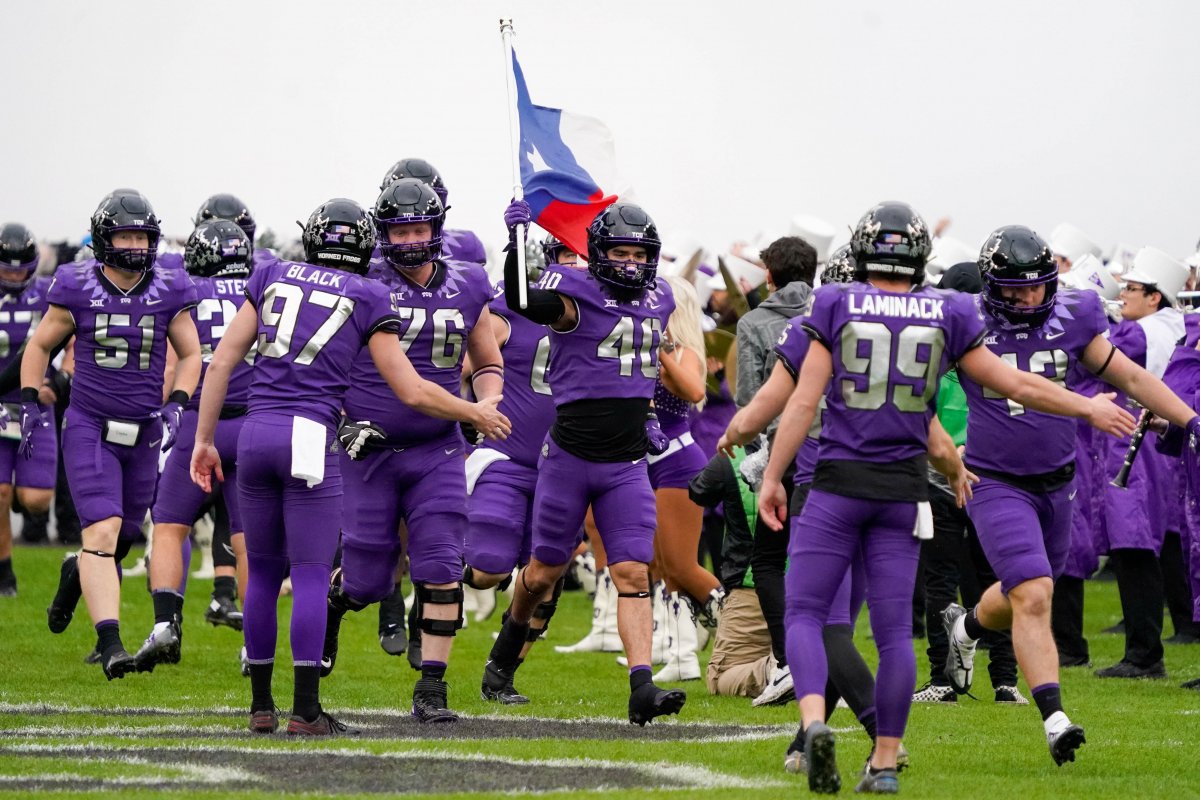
xmin=504 ymin=248 xmax=565 ymax=325
xmin=688 ymin=453 xmax=736 ymax=510
xmin=0 ymin=335 xmax=71 ymax=397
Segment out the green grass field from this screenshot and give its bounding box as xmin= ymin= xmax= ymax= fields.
xmin=2 ymin=545 xmax=1199 ymax=798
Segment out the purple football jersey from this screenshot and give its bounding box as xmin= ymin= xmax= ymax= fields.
xmin=0 ymin=277 xmax=51 ymax=403
xmin=244 ymin=260 xmax=400 ymax=429
xmin=50 ymin=265 xmax=199 ymax=420
xmin=342 ymin=258 xmax=491 ymax=446
xmin=536 ymin=266 xmax=675 ymax=406
xmin=773 ymin=315 xmax=821 ymax=482
xmin=483 ymin=289 xmax=556 ymax=467
xmin=960 ymin=289 xmax=1109 ymax=475
xmin=190 ymin=275 xmax=254 ymax=408
xmin=443 ymin=228 xmax=487 ymax=266
xmin=802 ymin=283 xmax=986 ymax=463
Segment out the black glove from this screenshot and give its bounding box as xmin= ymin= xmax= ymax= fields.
xmin=337 ymin=418 xmax=386 ymax=461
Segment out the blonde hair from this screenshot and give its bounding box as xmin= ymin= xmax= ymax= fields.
xmin=662 ymin=274 xmax=707 ymax=409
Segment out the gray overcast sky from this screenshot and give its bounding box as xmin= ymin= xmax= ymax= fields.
xmin=4 ymin=0 xmax=1199 ymax=261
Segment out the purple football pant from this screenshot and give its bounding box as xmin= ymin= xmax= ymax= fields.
xmin=784 ymin=488 xmax=918 ymax=740
xmin=532 ymin=437 xmax=655 ymax=567
xmin=237 ymin=413 xmax=342 ymax=667
xmin=62 ymin=407 xmax=159 ymax=533
xmin=340 ymin=433 xmax=466 ymax=602
xmin=967 ymin=476 xmax=1072 ymax=594
xmin=151 ymin=410 xmax=243 ymax=531
xmin=647 ymin=434 xmax=707 ymax=490
xmin=0 ymin=421 xmax=57 ymax=489
xmin=466 ymin=456 xmax=536 ymax=575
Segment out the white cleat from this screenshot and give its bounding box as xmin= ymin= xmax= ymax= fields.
xmin=751 ymin=657 xmax=794 ymax=707
xmin=941 ymin=603 xmax=976 ymax=695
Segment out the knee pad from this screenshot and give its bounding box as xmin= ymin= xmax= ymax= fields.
xmin=329 ymin=568 xmax=372 ymax=614
xmin=416 ymin=583 xmax=464 ymax=637
xmin=528 ymin=576 xmax=565 ymax=641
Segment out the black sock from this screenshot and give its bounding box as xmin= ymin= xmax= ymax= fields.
xmin=213 ymin=576 xmax=237 ymax=601
xmin=489 ymin=618 xmax=530 ymax=669
xmin=629 ymin=666 xmax=653 ymax=691
xmin=964 ymin=606 xmax=988 ymax=641
xmin=420 ymin=659 xmax=447 ymax=682
xmin=293 ymin=664 xmax=321 ymax=721
xmin=174 ymin=594 xmax=185 ymax=627
xmin=95 ymin=620 xmax=122 ymax=655
xmin=152 ymin=590 xmax=179 ymax=624
xmin=1031 ymin=683 xmax=1063 ymax=722
xmin=249 ymin=662 xmax=275 ymax=713
xmin=0 ymin=558 xmax=12 ymax=578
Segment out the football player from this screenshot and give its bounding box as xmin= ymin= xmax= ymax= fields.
xmin=758 ymin=203 xmax=1136 ymax=793
xmin=378 ymin=159 xmax=486 ymax=266
xmin=483 ymin=199 xmax=686 ymax=726
xmin=134 ymin=219 xmax=255 ymax=670
xmin=467 ymin=236 xmax=577 ymax=705
xmin=321 ymin=179 xmax=501 ymax=723
xmin=21 ymin=190 xmax=202 ymax=680
xmin=0 ymin=223 xmax=56 ymax=597
xmin=943 ymin=229 xmax=1198 ymax=764
xmin=190 ymin=197 xmax=508 ymax=736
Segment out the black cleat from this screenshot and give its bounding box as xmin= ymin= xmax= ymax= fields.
xmin=627 ymin=682 xmax=686 ymax=726
xmin=804 ymin=721 xmax=841 ymax=794
xmin=412 ymin=677 xmax=458 ymax=723
xmin=1048 ymin=723 xmax=1086 ymax=766
xmin=47 ymin=553 xmax=81 ymax=634
xmin=378 ymin=585 xmax=407 ymax=655
xmin=133 ymin=623 xmax=181 ymax=672
xmin=205 ymin=596 xmax=243 ymax=631
xmin=1094 ymin=660 xmax=1167 ymax=679
xmin=84 ymin=647 xmax=103 ymax=665
xmin=102 ymin=648 xmax=137 ymax=681
xmin=481 ymin=661 xmax=529 ymax=705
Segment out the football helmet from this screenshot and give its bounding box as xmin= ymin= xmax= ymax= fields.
xmin=184 ymin=219 xmax=253 ymax=279
xmin=0 ymin=222 xmax=40 ymax=293
xmin=978 ymin=225 xmax=1057 ymax=327
xmin=849 ymin=201 xmax=930 ymax=285
xmin=542 ymin=234 xmax=572 ymax=266
xmin=818 ymin=243 xmax=856 ymax=287
xmin=194 ymin=193 xmax=256 ymax=242
xmin=373 ymin=178 xmax=445 ymax=270
xmin=379 ymin=158 xmax=448 ymax=207
xmin=301 ymin=198 xmax=376 ymax=275
xmin=586 ymin=203 xmax=661 ymax=291
xmin=90 ymin=189 xmax=161 ymax=272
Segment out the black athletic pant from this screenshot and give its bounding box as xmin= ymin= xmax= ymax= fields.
xmin=1110 ymin=547 xmax=1165 ymax=666
xmin=752 ymin=463 xmax=796 ymax=667
xmin=919 ymin=487 xmax=1017 ymax=687
xmin=1161 ymin=532 xmax=1200 ymax=639
xmin=1051 ymin=575 xmax=1090 ymax=664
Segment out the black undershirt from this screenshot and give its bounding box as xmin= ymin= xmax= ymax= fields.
xmin=812 ymin=454 xmax=930 ymax=502
xmin=967 ymin=461 xmax=1075 ymax=494
xmin=550 ymin=398 xmax=650 ymax=462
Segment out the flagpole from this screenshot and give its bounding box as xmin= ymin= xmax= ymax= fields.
xmin=499 ymin=18 xmax=529 ymax=309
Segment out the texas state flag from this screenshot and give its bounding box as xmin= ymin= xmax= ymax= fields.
xmin=513 ymin=50 xmax=619 ymax=256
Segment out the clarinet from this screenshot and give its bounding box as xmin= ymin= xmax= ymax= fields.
xmin=1111 ymin=411 xmax=1154 ymax=489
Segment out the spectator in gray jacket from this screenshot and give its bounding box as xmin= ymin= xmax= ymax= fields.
xmin=731 ymin=235 xmax=817 ymax=706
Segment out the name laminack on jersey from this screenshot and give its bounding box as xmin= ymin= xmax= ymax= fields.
xmin=848 ymin=293 xmax=944 ymax=320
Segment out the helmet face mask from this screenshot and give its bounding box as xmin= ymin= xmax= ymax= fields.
xmin=185 ymin=219 xmax=253 ymax=279
xmin=195 ymin=193 xmax=256 ymax=242
xmin=301 ymin=199 xmax=376 ymax=275
xmin=91 ymin=190 xmax=161 ymax=273
xmin=586 ymin=203 xmax=661 ymax=291
xmin=379 ymin=158 xmax=448 ymax=208
xmin=0 ymin=222 xmax=40 ymax=293
xmin=978 ymin=225 xmax=1058 ymax=328
xmin=850 ymin=201 xmax=930 ymax=285
xmin=373 ymin=178 xmax=445 ymax=272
